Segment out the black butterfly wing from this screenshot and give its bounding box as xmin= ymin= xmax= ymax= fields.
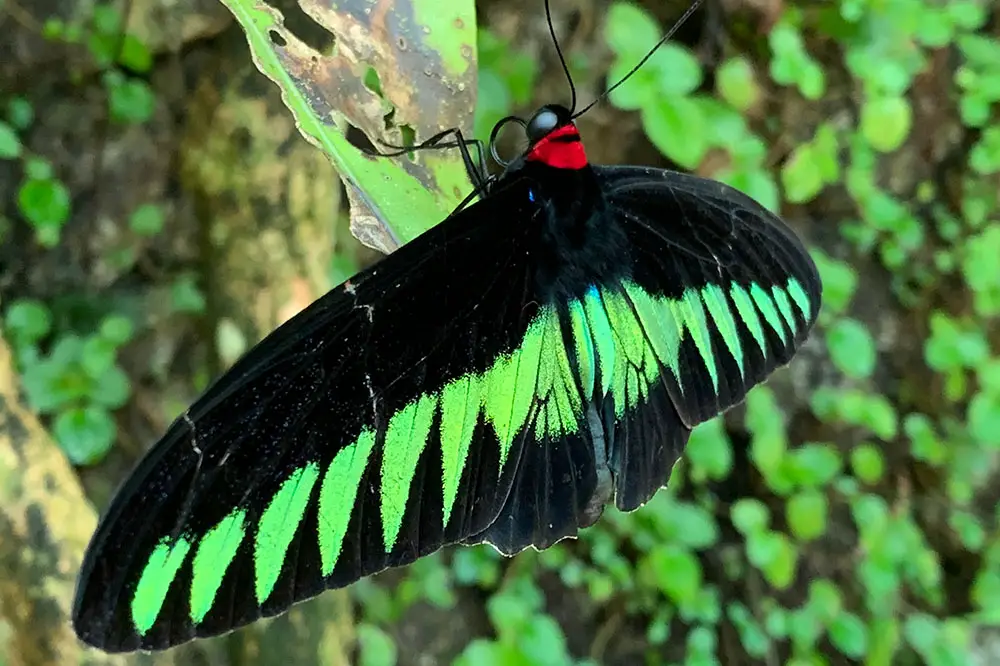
xmin=72 ymin=177 xmax=603 ymax=653
xmin=589 ymin=165 xmax=821 ymax=512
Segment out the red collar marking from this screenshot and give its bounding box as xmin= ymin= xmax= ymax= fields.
xmin=526 ymin=124 xmax=588 ymax=170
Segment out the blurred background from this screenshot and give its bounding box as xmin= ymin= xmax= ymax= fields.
xmin=1 ymin=0 xmax=999 ymax=664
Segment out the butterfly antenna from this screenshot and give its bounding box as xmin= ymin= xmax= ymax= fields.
xmin=545 ymin=0 xmax=577 ymax=114
xmin=573 ymin=0 xmax=703 ymax=119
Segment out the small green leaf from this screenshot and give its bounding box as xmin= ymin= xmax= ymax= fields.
xmin=118 ymin=34 xmax=153 ymax=73
xmin=604 ymin=2 xmax=661 ymax=56
xmin=731 ymin=499 xmax=770 ymax=535
xmin=781 ymin=144 xmax=824 ymax=203
xmin=129 ymin=202 xmax=165 ymax=236
xmin=642 ymin=97 xmax=707 ymax=169
xmin=6 ymin=96 xmax=34 ymax=130
xmin=851 ymin=443 xmax=885 ymax=484
xmin=171 ymin=274 xmax=207 ymax=313
xmin=747 ymin=531 xmax=798 ymax=589
xmin=18 ymin=177 xmax=71 ymax=235
xmin=0 ymin=120 xmax=22 ymax=159
xmin=4 ymin=299 xmax=51 ymax=343
xmin=861 ymin=96 xmax=912 ymax=153
xmin=716 ymin=56 xmax=759 ymax=111
xmin=91 ymin=365 xmax=130 ymax=409
xmin=645 ymin=545 xmax=702 ymax=605
xmin=54 ymin=406 xmax=116 ymax=465
xmin=649 ymin=44 xmax=702 ymax=97
xmin=356 ymin=623 xmax=397 ymax=666
xmin=826 ymin=318 xmax=877 ymax=379
xmin=786 ymin=489 xmax=828 ymax=542
xmin=107 ymin=77 xmax=156 ymax=124
xmin=99 ymin=314 xmax=135 ymax=345
xmin=968 ymin=392 xmax=1000 ymax=448
xmin=829 ymin=612 xmax=868 ymax=658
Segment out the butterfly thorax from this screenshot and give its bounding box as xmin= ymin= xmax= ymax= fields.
xmin=503 ymin=109 xmax=632 ymax=301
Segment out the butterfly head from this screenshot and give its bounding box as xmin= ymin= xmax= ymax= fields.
xmin=522 ymin=104 xmax=587 ymax=170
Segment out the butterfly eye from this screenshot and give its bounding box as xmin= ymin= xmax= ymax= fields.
xmin=526 ymin=107 xmax=562 ymax=144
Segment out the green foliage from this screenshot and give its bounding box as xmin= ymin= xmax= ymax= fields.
xmin=4 ymin=300 xmax=133 ymax=464
xmin=475 ymin=29 xmax=539 ymax=143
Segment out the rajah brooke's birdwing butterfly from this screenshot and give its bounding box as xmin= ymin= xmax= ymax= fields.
xmin=72 ymin=6 xmax=821 ymax=655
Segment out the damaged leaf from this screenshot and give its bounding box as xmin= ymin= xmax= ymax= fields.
xmin=219 ymin=0 xmax=478 ymax=254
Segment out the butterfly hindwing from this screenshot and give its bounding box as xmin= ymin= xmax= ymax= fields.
xmin=586 ymin=166 xmax=821 ymax=511
xmin=72 ymin=179 xmax=601 ymax=652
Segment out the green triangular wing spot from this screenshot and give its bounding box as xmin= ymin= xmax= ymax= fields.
xmin=190 ymin=509 xmax=247 ymax=624
xmin=750 ymin=283 xmax=789 ymax=345
xmin=318 ymin=429 xmax=376 ymax=576
xmin=254 ymin=463 xmax=321 ymax=604
xmin=701 ymin=283 xmax=745 ymax=380
xmin=131 ymin=538 xmax=192 ymax=636
xmin=729 ymin=283 xmax=768 ymax=358
xmin=380 ymin=393 xmax=437 ymax=552
xmin=438 ymin=376 xmax=482 ymax=530
xmin=786 ymin=277 xmax=813 ymax=321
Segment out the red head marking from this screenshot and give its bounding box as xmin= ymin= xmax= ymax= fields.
xmin=526 ymin=124 xmax=588 ymax=170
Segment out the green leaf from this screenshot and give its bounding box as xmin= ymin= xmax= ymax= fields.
xmin=826 ymin=318 xmax=877 ymax=379
xmin=829 ymin=612 xmax=868 ymax=658
xmin=850 ymin=443 xmax=885 ymax=484
xmin=91 ymin=365 xmax=130 ymax=409
xmin=516 ymin=613 xmax=570 ymax=662
xmin=107 ymin=77 xmax=157 ymax=124
xmin=968 ymin=392 xmax=1000 ymax=448
xmin=219 ymin=0 xmax=476 ymax=249
xmin=645 ymin=545 xmax=702 ymax=605
xmin=356 ymin=623 xmax=398 ymax=666
xmin=0 ymin=120 xmax=22 ymax=159
xmin=99 ymin=314 xmax=135 ymax=345
xmin=860 ymin=96 xmax=912 ymax=153
xmin=788 ymin=442 xmax=842 ymax=488
xmin=6 ymin=96 xmax=34 ymax=130
xmin=812 ymin=251 xmax=857 ymax=316
xmin=604 ymin=1 xmax=661 ymax=57
xmin=642 ymin=97 xmax=707 ymax=169
xmin=81 ymin=336 xmax=116 ymax=378
xmin=4 ymin=299 xmax=51 ymax=343
xmin=118 ymin=34 xmax=153 ymax=73
xmin=171 ymin=274 xmax=207 ymax=313
xmin=716 ymin=56 xmax=759 ymax=111
xmin=781 ymin=144 xmax=824 ymax=203
xmin=747 ymin=531 xmax=797 ymax=589
xmin=686 ymin=416 xmax=733 ymax=481
xmin=731 ymin=499 xmax=769 ymax=535
xmin=129 ymin=202 xmax=165 ymax=236
xmin=18 ymin=177 xmax=71 ymax=234
xmin=649 ymin=44 xmax=702 ymax=97
xmin=54 ymin=406 xmax=116 ymax=465
xmin=786 ymin=489 xmax=828 ymax=542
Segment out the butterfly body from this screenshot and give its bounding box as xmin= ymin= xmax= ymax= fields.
xmin=73 ymin=104 xmax=821 ymax=653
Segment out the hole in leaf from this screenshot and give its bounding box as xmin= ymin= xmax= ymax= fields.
xmin=346 ymin=123 xmax=378 ymax=154
xmin=269 ymin=30 xmax=287 ymax=47
xmin=399 ymin=125 xmax=416 ymax=150
xmin=266 ymin=0 xmax=334 ymax=53
xmin=363 ymin=67 xmax=384 ymax=98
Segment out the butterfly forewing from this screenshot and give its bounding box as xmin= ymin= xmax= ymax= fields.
xmin=72 ymin=179 xmax=599 ymax=652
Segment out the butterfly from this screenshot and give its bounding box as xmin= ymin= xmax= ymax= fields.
xmin=72 ymin=6 xmax=821 ymax=654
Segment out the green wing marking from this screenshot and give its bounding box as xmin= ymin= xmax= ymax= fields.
xmin=254 ymin=463 xmax=320 ymax=604
xmin=190 ymin=510 xmax=246 ymax=623
xmin=318 ymin=429 xmax=376 ymax=575
xmin=131 ymin=538 xmax=191 ymax=635
xmin=125 ymin=276 xmax=815 ymax=639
